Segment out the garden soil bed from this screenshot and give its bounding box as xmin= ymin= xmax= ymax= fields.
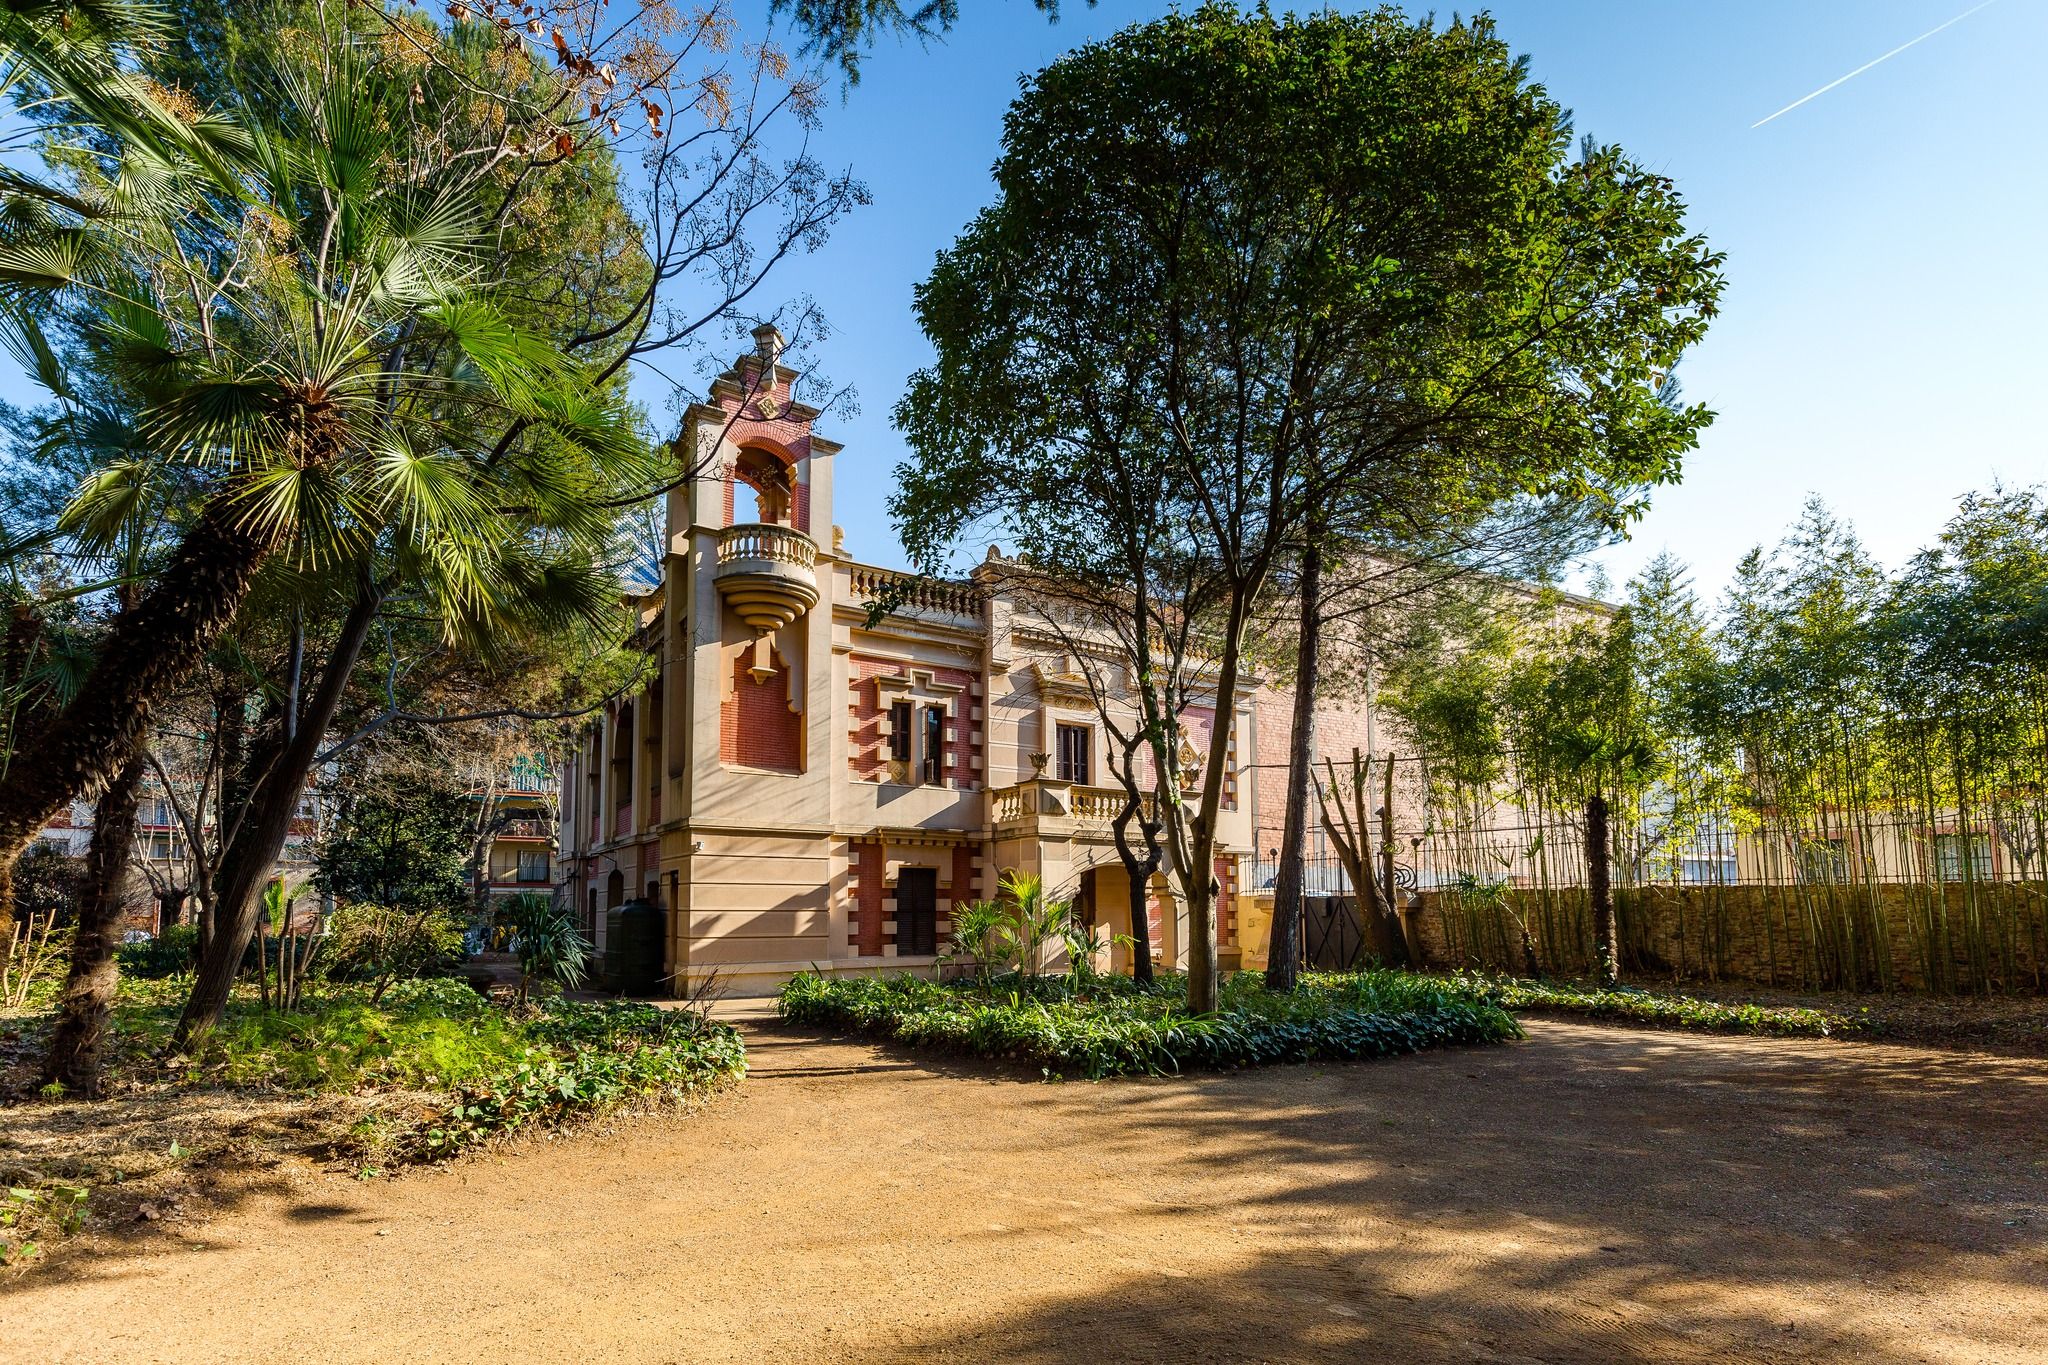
xmin=6 ymin=1016 xmax=2046 ymax=1363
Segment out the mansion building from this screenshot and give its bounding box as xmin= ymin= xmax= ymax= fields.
xmin=556 ymin=328 xmax=1391 ymax=996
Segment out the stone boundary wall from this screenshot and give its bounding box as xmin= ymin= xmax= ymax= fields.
xmin=1407 ymin=881 xmax=2048 ymax=994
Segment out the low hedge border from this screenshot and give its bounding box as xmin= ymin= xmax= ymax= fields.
xmin=1440 ymin=972 xmax=1847 ymax=1037
xmin=777 ymin=970 xmax=1520 ymax=1079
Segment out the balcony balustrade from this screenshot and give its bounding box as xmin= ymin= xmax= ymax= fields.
xmin=715 ymin=523 xmax=819 ymax=633
xmin=847 ymin=564 xmax=984 ymax=620
xmin=990 ymin=779 xmax=1156 ymax=839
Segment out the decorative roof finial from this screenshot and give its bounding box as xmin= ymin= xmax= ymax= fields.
xmin=751 ymin=322 xmax=785 ymax=369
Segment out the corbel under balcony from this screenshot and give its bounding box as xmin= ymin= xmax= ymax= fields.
xmin=715 ymin=522 xmax=819 ymax=634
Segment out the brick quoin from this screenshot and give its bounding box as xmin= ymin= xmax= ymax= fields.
xmin=1215 ymin=855 xmax=1238 ymax=946
xmin=847 ymin=654 xmax=982 ymax=789
xmin=854 ymin=841 xmax=885 ymax=955
xmin=721 ymin=650 xmax=802 ymax=772
xmin=950 ymin=844 xmax=977 ymax=913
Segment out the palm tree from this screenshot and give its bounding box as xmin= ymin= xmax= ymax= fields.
xmin=0 ymin=14 xmax=652 ymax=951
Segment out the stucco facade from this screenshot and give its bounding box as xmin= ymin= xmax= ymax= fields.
xmin=555 ymin=329 xmax=1304 ymax=996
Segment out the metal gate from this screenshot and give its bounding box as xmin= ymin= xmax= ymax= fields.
xmin=1301 ymin=896 xmax=1364 ymax=970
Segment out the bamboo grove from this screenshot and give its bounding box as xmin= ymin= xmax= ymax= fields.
xmin=1379 ymin=489 xmax=2048 ymax=995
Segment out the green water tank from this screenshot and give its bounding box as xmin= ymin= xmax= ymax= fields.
xmin=603 ymin=897 xmax=664 ymax=995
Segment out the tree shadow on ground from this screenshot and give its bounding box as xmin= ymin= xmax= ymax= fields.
xmin=816 ymin=1020 xmax=2048 ymax=1363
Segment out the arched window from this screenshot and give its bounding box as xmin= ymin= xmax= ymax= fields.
xmin=732 ymin=479 xmax=763 ymax=524
xmin=729 ymin=447 xmax=792 ymax=526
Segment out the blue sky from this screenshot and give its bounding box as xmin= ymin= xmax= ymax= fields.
xmin=731 ymin=0 xmax=2048 ymax=601
xmin=8 ymin=3 xmax=2036 ymax=603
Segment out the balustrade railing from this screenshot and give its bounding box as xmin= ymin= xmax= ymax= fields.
xmin=718 ymin=522 xmax=817 ymax=569
xmin=498 ymin=817 xmax=554 ymax=840
xmin=848 ymin=564 xmax=985 ymax=619
xmin=990 ymin=780 xmax=1156 ymax=830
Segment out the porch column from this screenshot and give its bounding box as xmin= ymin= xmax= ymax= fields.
xmin=597 ymin=704 xmax=616 ymax=843
xmin=630 ymin=683 xmax=652 ymax=838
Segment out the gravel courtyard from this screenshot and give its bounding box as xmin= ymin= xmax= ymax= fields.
xmin=7 ymin=1017 xmax=2047 ymax=1364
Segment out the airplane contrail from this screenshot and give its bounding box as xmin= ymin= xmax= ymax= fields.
xmin=1752 ymin=0 xmax=2001 ymax=129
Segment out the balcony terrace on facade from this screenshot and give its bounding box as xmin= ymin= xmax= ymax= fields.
xmin=714 ymin=522 xmax=819 ymax=634
xmin=990 ymin=779 xmax=1159 ymax=842
xmin=845 ymin=564 xmax=987 ymax=626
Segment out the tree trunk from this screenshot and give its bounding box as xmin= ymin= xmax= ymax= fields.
xmin=1587 ymin=791 xmax=1617 ymax=987
xmin=174 ymin=579 xmax=383 ymax=1047
xmin=1267 ymin=537 xmax=1322 ymax=991
xmin=0 ymin=499 xmax=275 ymax=919
xmin=1177 ymin=591 xmax=1255 ymax=1015
xmin=1111 ymin=795 xmax=1158 ymax=986
xmin=40 ymin=747 xmax=147 ymax=1095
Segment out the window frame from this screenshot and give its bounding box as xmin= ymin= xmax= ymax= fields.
xmin=921 ymin=705 xmax=947 ymax=785
xmin=1055 ymin=722 xmax=1091 ymax=786
xmin=1934 ymin=832 xmax=1992 ymax=883
xmin=887 ymin=700 xmax=913 ymax=765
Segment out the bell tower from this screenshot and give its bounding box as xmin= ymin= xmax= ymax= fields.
xmin=656 ymin=328 xmax=842 ymax=989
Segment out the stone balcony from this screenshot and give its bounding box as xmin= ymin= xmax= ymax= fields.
xmin=715 ymin=523 xmax=819 ymax=632
xmin=990 ymin=779 xmax=1157 ymax=841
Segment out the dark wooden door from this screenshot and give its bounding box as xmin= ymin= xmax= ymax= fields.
xmin=896 ymin=867 xmax=938 ymax=957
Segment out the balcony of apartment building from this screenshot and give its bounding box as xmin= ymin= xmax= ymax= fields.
xmin=496 ymin=817 xmax=555 ymax=842
xmin=480 ymin=846 xmax=556 ymax=894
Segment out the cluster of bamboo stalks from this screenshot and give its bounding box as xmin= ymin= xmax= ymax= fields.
xmin=1384 ymin=493 xmax=2048 ymax=995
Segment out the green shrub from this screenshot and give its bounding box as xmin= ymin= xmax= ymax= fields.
xmin=323 ymin=903 xmax=467 ymax=996
xmin=116 ymin=923 xmax=199 ymax=979
xmin=503 ymin=893 xmax=590 ymax=1004
xmin=778 ymin=969 xmax=1519 ymax=1079
xmin=419 ymin=1001 xmax=745 ymax=1154
xmin=1435 ymin=972 xmax=1847 ymax=1037
xmin=170 ymin=976 xmax=744 ymax=1152
xmin=201 ymin=977 xmax=519 ymax=1089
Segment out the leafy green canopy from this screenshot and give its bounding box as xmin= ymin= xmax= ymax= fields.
xmin=314 ymin=770 xmax=473 ymax=913
xmin=889 ymin=3 xmax=1723 ymax=1012
xmin=8 ymin=10 xmax=657 ymax=651
xmin=893 ymin=3 xmax=1725 ymax=584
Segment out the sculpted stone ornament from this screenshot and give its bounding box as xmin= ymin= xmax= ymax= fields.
xmin=1176 ymin=726 xmax=1203 ymax=791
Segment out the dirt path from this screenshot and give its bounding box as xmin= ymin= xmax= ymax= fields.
xmin=6 ymin=1020 xmax=2047 ymax=1364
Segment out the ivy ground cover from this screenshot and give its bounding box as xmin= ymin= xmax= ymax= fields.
xmin=777 ymin=968 xmax=1520 ymax=1079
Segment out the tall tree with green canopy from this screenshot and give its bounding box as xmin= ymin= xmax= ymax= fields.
xmin=0 ymin=16 xmax=637 ymax=927
xmin=892 ymin=3 xmax=1723 ymax=1010
xmin=0 ymin=0 xmax=866 ymax=953
xmin=3 ymin=0 xmax=868 ymax=1056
